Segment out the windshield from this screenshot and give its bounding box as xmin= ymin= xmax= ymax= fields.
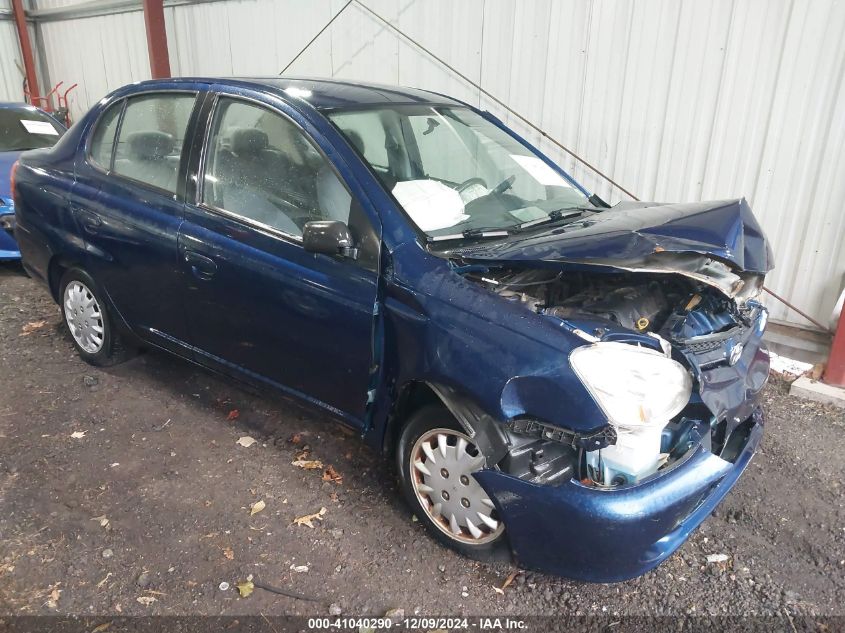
xmin=0 ymin=107 xmax=64 ymax=152
xmin=328 ymin=105 xmax=590 ymax=239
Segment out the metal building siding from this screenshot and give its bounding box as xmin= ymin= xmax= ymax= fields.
xmin=18 ymin=0 xmax=845 ymax=327
xmin=0 ymin=0 xmax=24 ymax=102
xmin=37 ymin=9 xmax=150 ymax=116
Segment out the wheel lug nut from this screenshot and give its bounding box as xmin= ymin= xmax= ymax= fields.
xmin=440 ymin=468 xmax=449 ymax=479
xmin=441 ymin=490 xmax=450 ymax=501
xmin=460 ymin=475 xmax=469 ymax=485
xmin=461 ymin=498 xmax=470 ymax=508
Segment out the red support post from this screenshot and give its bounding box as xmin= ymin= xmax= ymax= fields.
xmin=142 ymin=0 xmax=171 ymax=79
xmin=11 ymin=0 xmax=40 ymax=104
xmin=824 ymin=311 xmax=845 ymax=387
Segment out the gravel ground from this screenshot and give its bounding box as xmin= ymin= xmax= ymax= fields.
xmin=1 ymin=263 xmax=844 ymax=626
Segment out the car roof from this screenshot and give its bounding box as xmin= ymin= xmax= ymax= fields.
xmin=126 ymin=77 xmax=468 ymax=110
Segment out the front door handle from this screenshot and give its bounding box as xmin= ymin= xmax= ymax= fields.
xmin=183 ymin=250 xmax=217 ymax=280
xmin=78 ymin=211 xmax=102 ymax=234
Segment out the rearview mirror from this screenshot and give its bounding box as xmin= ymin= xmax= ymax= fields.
xmin=302 ymin=220 xmax=358 ymax=259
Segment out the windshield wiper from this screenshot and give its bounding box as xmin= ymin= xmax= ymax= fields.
xmin=427 ymin=227 xmax=510 ymax=243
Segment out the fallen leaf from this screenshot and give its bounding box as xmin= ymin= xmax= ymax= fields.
xmin=293 ymin=507 xmax=327 ymax=528
xmin=91 ymin=623 xmax=112 ymax=633
xmin=70 ymin=431 xmax=87 ymax=439
xmin=322 ymin=465 xmax=343 ymax=484
xmin=20 ymin=320 xmax=48 ymax=336
xmin=706 ymin=553 xmax=730 ymax=564
xmin=491 ymin=570 xmax=518 ymax=596
xmin=501 ymin=570 xmax=518 ymax=591
xmin=236 ymin=580 xmax=254 ymax=598
xmin=235 ymin=436 xmax=256 ymax=448
xmin=96 ymin=572 xmax=113 ymax=588
xmin=227 ymin=409 xmax=240 ymax=421
xmin=200 ymin=532 xmax=218 ymax=539
xmin=136 ymin=596 xmax=156 ymax=606
xmin=91 ymin=515 xmax=109 ymax=529
xmin=294 ymin=448 xmax=311 ymax=460
xmin=290 ymin=564 xmax=309 ymax=573
xmin=249 ymin=500 xmax=266 ymax=516
xmin=292 ymin=459 xmax=323 ymax=470
xmin=288 ymin=433 xmax=303 ymax=445
xmin=45 ymin=585 xmax=61 ymax=609
xmin=222 ymin=546 xmax=234 ymax=560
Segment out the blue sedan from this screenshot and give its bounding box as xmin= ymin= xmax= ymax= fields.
xmin=0 ymin=102 xmax=65 ymax=259
xmin=12 ymin=78 xmax=772 ymax=581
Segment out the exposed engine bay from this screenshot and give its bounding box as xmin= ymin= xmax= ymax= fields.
xmin=464 ymin=264 xmax=766 ymax=489
xmin=472 ymin=267 xmax=759 ymax=339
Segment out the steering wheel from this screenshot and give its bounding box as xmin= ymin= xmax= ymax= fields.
xmin=490 ymin=175 xmax=516 ymax=195
xmin=455 ymin=177 xmax=488 ymax=194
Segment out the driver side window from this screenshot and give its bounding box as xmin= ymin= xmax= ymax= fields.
xmin=202 ymin=98 xmax=352 ymax=238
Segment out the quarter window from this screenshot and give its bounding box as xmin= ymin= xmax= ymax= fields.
xmin=113 ymin=94 xmax=195 ymax=193
xmin=89 ymin=101 xmax=122 ymax=169
xmin=201 ymin=98 xmax=352 ymax=238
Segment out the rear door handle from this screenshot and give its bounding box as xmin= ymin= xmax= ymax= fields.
xmin=183 ymin=249 xmax=217 ymax=280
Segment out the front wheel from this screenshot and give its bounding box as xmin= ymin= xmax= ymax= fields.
xmin=397 ymin=405 xmax=506 ymax=558
xmin=59 ymin=268 xmax=128 ymax=367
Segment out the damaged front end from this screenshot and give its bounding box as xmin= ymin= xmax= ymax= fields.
xmin=455 ymin=257 xmax=769 ymax=580
xmin=462 ymin=257 xmax=769 ymax=488
xmin=428 ymin=197 xmax=773 ymax=580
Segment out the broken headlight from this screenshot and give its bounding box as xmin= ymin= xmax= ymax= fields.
xmin=570 ymin=342 xmax=692 ymax=428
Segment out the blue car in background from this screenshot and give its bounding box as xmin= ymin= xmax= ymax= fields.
xmin=0 ymin=102 xmax=65 ymax=259
xmin=12 ymin=78 xmax=772 ymax=581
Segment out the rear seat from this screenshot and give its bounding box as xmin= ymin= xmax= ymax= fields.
xmin=114 ymin=131 xmax=179 ymax=192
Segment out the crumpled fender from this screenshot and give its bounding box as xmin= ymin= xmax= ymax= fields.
xmin=499 ymin=374 xmax=605 ymax=431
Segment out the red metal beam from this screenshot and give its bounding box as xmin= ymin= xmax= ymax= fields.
xmin=824 ymin=306 xmax=845 ymax=386
xmin=11 ymin=0 xmax=41 ymax=105
xmin=142 ymin=0 xmax=171 ymax=79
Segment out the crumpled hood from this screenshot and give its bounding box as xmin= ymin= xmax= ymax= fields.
xmin=452 ymin=198 xmax=774 ymax=275
xmin=0 ymin=150 xmax=22 ymax=201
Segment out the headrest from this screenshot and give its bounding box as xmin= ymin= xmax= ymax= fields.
xmin=231 ymin=128 xmax=269 ymax=156
xmin=342 ymin=129 xmax=365 ymax=155
xmin=128 ymin=131 xmax=174 ymax=161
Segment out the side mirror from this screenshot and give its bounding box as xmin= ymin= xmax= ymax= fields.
xmin=302 ymin=220 xmax=358 ymax=259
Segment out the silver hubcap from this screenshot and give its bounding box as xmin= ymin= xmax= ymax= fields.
xmin=410 ymin=428 xmax=503 ymax=544
xmin=64 ymin=281 xmax=104 ymax=354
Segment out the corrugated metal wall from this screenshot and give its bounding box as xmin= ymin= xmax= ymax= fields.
xmin=0 ymin=0 xmax=26 ymax=102
xmin=10 ymin=0 xmax=845 ymax=328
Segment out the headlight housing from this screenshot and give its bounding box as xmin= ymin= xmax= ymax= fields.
xmin=570 ymin=342 xmax=692 ymax=428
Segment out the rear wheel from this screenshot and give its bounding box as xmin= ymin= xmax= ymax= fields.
xmin=397 ymin=405 xmax=506 ymax=558
xmin=59 ymin=268 xmax=128 ymax=366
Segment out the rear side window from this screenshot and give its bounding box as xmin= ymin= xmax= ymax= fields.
xmin=113 ymin=94 xmax=195 ymax=193
xmin=89 ymin=101 xmax=123 ymax=169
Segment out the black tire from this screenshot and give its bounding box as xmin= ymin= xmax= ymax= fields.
xmin=59 ymin=267 xmax=129 ymax=367
xmin=396 ymin=404 xmax=508 ymax=561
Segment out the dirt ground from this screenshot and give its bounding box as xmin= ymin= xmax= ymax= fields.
xmin=1 ymin=262 xmax=844 ymax=623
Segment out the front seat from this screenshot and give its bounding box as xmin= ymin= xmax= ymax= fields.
xmin=220 ymin=128 xmax=301 ymax=236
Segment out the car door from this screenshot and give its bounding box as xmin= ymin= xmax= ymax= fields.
xmin=178 ymin=93 xmax=382 ymax=424
xmin=73 ymin=88 xmax=205 ymax=353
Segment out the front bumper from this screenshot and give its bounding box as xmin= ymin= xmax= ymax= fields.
xmin=475 ymin=407 xmax=764 ymax=582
